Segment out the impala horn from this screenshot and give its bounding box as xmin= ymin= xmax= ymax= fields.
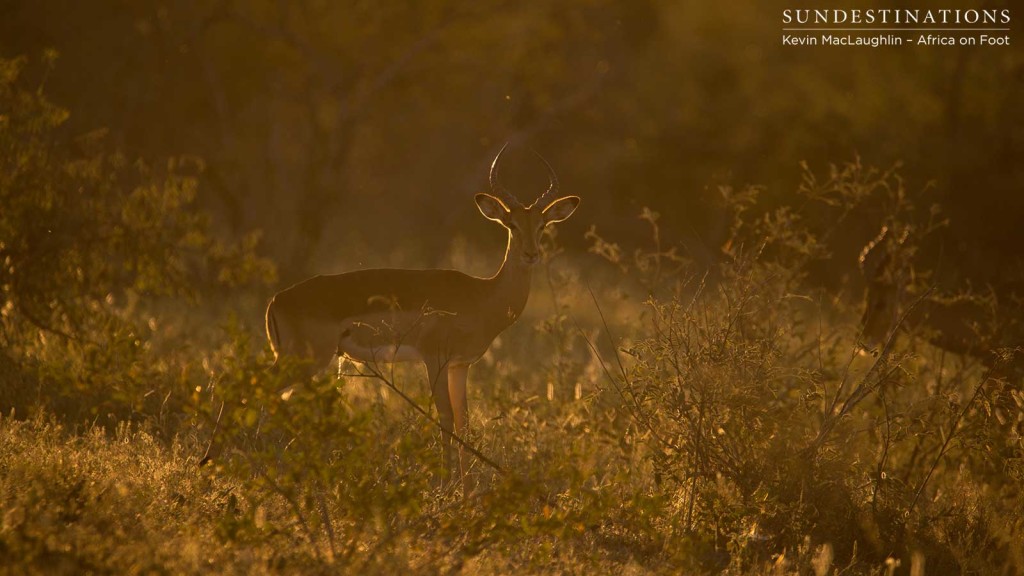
xmin=531 ymin=149 xmax=560 ymax=208
xmin=489 ymin=142 xmax=524 ymax=209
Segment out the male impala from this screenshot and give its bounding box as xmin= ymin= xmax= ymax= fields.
xmin=264 ymin=144 xmax=579 ymax=486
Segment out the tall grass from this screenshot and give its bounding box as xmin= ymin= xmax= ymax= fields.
xmin=2 ymin=57 xmax=1021 ymax=571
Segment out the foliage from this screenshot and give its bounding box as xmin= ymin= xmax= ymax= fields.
xmin=2 ymin=55 xmax=1023 ymax=575
xmin=0 ymin=55 xmax=274 ymax=424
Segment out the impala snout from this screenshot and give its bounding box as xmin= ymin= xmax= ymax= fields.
xmin=522 ymin=250 xmax=540 ymax=265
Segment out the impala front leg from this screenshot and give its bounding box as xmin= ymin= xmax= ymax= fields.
xmin=448 ymin=363 xmax=472 ymax=493
xmin=427 ymin=360 xmax=457 ymax=481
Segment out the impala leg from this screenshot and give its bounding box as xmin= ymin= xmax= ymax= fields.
xmin=427 ymin=362 xmax=457 ymax=479
xmin=448 ymin=364 xmax=472 ymax=494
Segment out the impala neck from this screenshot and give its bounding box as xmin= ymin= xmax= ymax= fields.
xmin=488 ymin=233 xmax=533 ymax=322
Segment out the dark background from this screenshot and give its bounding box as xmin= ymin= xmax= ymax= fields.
xmin=3 ymin=0 xmax=1021 ymax=291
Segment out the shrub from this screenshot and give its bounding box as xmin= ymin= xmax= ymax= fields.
xmin=0 ymin=55 xmax=273 ymax=425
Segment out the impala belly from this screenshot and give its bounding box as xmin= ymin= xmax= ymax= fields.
xmin=335 ymin=307 xmax=498 ymax=366
xmin=336 ymin=309 xmax=436 ymax=364
xmin=339 ymin=339 xmax=424 ymax=363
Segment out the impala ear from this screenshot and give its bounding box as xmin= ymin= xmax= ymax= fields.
xmin=542 ymin=196 xmax=580 ymax=224
xmin=475 ymin=193 xmax=509 ymax=223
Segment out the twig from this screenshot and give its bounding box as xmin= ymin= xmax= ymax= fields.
xmin=907 ymin=369 xmax=994 ymax=516
xmin=343 ymin=363 xmax=505 ymax=475
xmin=813 ymin=287 xmax=935 ymax=452
xmin=200 ymin=399 xmax=226 ymax=465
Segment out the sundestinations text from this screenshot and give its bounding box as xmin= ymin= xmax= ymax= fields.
xmin=782 ymin=8 xmax=1010 ymax=25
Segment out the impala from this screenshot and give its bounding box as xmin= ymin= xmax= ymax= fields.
xmin=264 ymin=144 xmax=579 ymax=487
xmin=858 ymin=225 xmax=1022 ymax=372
